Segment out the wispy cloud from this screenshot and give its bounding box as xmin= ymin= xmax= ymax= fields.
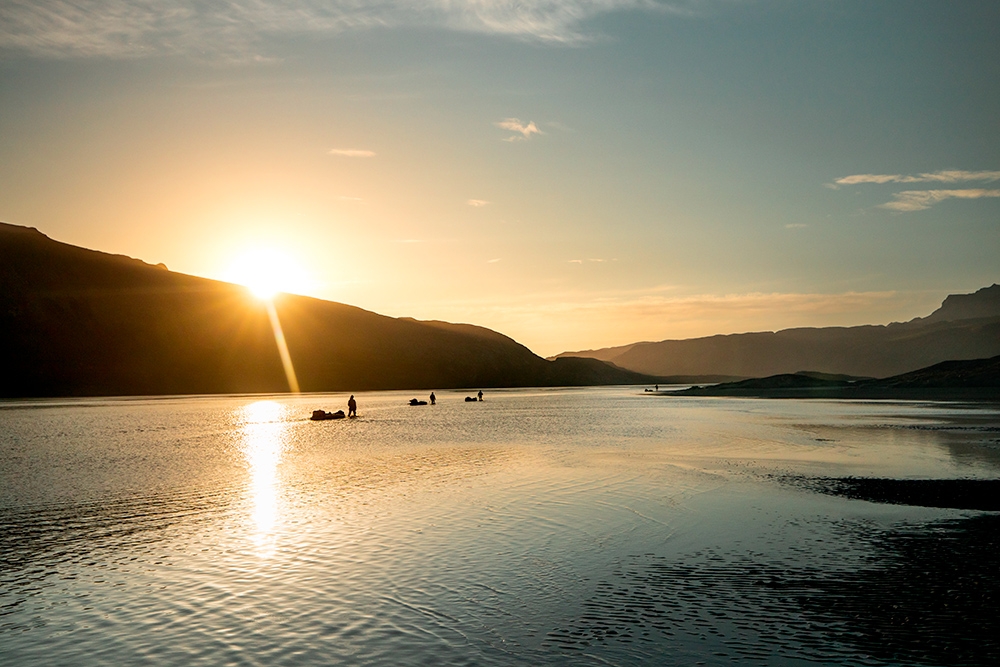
xmin=0 ymin=1 xmax=703 ymax=59
xmin=329 ymin=148 xmax=376 ymax=158
xmin=546 ymin=120 xmax=575 ymax=132
xmin=487 ymin=258 xmax=501 ymax=263
xmin=496 ymin=118 xmax=543 ymax=141
xmin=879 ymin=189 xmax=1000 ymax=212
xmin=785 ymin=223 xmax=808 ymax=229
xmin=829 ymin=169 xmax=1000 ymax=211
xmin=832 ymin=170 xmax=1000 ymax=187
xmin=466 ymin=199 xmax=490 ymax=207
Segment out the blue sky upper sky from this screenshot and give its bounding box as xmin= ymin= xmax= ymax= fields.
xmin=1 ymin=1 xmax=998 ymax=355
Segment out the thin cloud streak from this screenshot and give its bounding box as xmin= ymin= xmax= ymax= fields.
xmin=329 ymin=148 xmax=376 ymax=157
xmin=466 ymin=199 xmax=490 ymax=207
xmin=879 ymin=189 xmax=1000 ymax=212
xmin=0 ymin=1 xmax=703 ymax=59
xmin=545 ymin=120 xmax=575 ymax=132
xmin=834 ymin=170 xmax=1000 ymax=186
xmin=830 ymin=169 xmax=1000 ymax=211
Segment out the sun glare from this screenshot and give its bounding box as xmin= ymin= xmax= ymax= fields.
xmin=224 ymin=248 xmax=311 ymax=299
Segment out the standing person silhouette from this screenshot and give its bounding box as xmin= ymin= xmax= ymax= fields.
xmin=430 ymin=392 xmax=436 ymax=405
xmin=347 ymin=394 xmax=357 ymax=417
xmin=477 ymin=390 xmax=483 ymax=402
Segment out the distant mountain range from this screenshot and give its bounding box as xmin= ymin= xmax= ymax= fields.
xmin=0 ymin=223 xmax=652 ymax=398
xmin=669 ymin=354 xmax=1000 ymax=400
xmin=553 ymin=285 xmax=1000 ymax=379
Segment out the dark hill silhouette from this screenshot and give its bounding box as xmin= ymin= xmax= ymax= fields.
xmin=553 ymin=286 xmax=1000 ymax=379
xmin=0 ymin=222 xmax=652 ymax=397
xmin=672 ymin=355 xmax=1000 ymax=399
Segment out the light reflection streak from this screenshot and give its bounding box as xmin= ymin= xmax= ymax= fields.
xmin=266 ymin=300 xmax=300 ymax=394
xmin=239 ymin=400 xmax=289 ymax=556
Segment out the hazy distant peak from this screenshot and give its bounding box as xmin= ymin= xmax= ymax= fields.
xmin=921 ymin=284 xmax=1000 ymax=324
xmin=547 ymin=342 xmax=639 ymax=362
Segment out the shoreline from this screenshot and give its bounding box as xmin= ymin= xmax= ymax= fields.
xmin=659 ymin=386 xmax=1000 ymax=401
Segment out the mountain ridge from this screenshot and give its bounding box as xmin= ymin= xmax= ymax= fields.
xmin=0 ymin=222 xmax=653 ymax=397
xmin=553 ymin=286 xmax=1000 ymax=379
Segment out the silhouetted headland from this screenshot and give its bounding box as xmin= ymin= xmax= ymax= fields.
xmin=666 ymin=355 xmax=1000 ymax=400
xmin=0 ymin=222 xmax=655 ymax=397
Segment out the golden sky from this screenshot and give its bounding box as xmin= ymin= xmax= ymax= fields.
xmin=1 ymin=1 xmax=998 ymax=356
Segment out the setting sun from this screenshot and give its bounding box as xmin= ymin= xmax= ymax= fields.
xmin=224 ymin=248 xmax=311 ymax=299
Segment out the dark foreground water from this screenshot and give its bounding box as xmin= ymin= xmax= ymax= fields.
xmin=2 ymin=388 xmax=999 ymax=666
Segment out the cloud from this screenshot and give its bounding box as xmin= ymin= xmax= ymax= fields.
xmin=833 ymin=170 xmax=1000 ymax=186
xmin=487 ymin=258 xmax=501 ymax=263
xmin=878 ymin=189 xmax=1000 ymax=212
xmin=829 ymin=169 xmax=1000 ymax=211
xmin=329 ymin=148 xmax=376 ymax=157
xmin=785 ymin=223 xmax=808 ymax=229
xmin=0 ymin=1 xmax=703 ymax=59
xmin=546 ymin=120 xmax=575 ymax=132
xmin=496 ymin=118 xmax=542 ymax=141
xmin=466 ymin=199 xmax=490 ymax=207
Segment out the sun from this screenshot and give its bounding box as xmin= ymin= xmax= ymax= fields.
xmin=224 ymin=248 xmax=311 ymax=299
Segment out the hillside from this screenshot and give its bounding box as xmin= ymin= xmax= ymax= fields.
xmin=553 ymin=285 xmax=1000 ymax=379
xmin=0 ymin=223 xmax=652 ymax=397
xmin=669 ymin=355 xmax=1000 ymax=400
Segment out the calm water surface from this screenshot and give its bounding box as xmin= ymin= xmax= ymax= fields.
xmin=2 ymin=388 xmax=999 ymax=666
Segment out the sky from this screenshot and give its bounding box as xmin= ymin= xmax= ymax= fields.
xmin=1 ymin=1 xmax=998 ymax=357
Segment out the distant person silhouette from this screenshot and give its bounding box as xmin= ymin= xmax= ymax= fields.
xmin=430 ymin=392 xmax=436 ymax=405
xmin=477 ymin=390 xmax=483 ymax=402
xmin=655 ymin=384 xmax=658 ymax=391
xmin=347 ymin=395 xmax=357 ymax=417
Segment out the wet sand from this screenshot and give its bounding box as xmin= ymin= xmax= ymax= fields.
xmin=791 ymin=477 xmax=1000 ymax=511
xmin=667 ymin=386 xmax=1000 ymax=400
xmin=549 ymin=512 xmax=1000 ymax=665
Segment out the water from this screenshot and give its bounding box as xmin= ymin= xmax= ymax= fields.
xmin=2 ymin=388 xmax=999 ymax=666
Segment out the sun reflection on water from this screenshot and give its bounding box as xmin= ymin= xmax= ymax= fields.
xmin=238 ymin=400 xmax=289 ymax=556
